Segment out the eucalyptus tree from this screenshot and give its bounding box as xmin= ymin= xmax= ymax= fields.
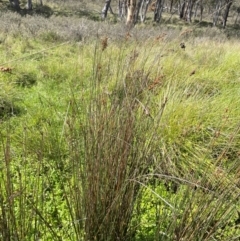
xmin=26 ymin=0 xmax=32 ymax=10
xmin=101 ymin=0 xmax=126 ymax=21
xmin=134 ymin=0 xmax=144 ymax=24
xmin=213 ymin=0 xmax=233 ymax=28
xmin=222 ymin=0 xmax=233 ymax=28
xmin=213 ymin=0 xmax=223 ymax=26
xmin=100 ymin=0 xmax=235 ymax=27
xmin=179 ymin=0 xmax=197 ymax=22
xmin=194 ymin=0 xmax=204 ymax=21
xmin=136 ymin=0 xmax=166 ymax=24
xmin=188 ymin=0 xmax=197 ymax=22
xmin=169 ymin=0 xmax=178 ymax=12
xmin=131 ymin=0 xmax=165 ymax=24
xmin=235 ymin=6 xmax=240 ymax=24
xmin=102 ymin=0 xmax=112 ymax=19
xmin=139 ymin=0 xmax=152 ymax=22
xmin=117 ymin=0 xmax=127 ymax=19
xmin=153 ymin=0 xmax=165 ymax=22
xmin=126 ymin=0 xmax=137 ymax=25
xmin=179 ymin=0 xmax=187 ymax=19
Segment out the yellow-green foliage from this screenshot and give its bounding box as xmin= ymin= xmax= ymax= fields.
xmin=0 ymin=27 xmax=239 ymax=240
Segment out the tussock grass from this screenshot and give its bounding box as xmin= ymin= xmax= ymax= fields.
xmin=0 ymin=79 xmax=21 ymax=117
xmin=0 ymin=13 xmax=240 ymax=241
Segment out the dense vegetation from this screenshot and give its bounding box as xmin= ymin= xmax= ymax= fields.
xmin=0 ymin=0 xmax=239 ymax=240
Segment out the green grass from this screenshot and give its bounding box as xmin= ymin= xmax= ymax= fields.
xmin=0 ymin=10 xmax=240 ymax=241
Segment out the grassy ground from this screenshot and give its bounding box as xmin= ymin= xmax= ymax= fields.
xmin=0 ymin=1 xmax=240 ymax=240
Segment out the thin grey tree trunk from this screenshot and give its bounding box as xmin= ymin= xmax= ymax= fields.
xmin=184 ymin=1 xmax=190 ymax=21
xmin=154 ymin=0 xmax=165 ymax=22
xmin=169 ymin=0 xmax=174 ymax=13
xmin=187 ymin=0 xmax=195 ymax=22
xmin=200 ymin=2 xmax=203 ymax=21
xmin=134 ymin=0 xmax=144 ymax=24
xmin=213 ymin=0 xmax=222 ymax=26
xmin=26 ymin=0 xmax=32 ymax=10
xmin=178 ymin=0 xmax=181 ymax=16
xmin=194 ymin=1 xmax=198 ymax=18
xmin=179 ymin=0 xmax=186 ymax=19
xmin=140 ymin=0 xmax=152 ymax=23
xmin=195 ymin=0 xmax=203 ymax=22
xmin=119 ymin=0 xmax=127 ymax=19
xmin=222 ymin=0 xmax=233 ymax=28
xmin=235 ymin=7 xmax=240 ymax=25
xmin=102 ymin=0 xmax=112 ymax=19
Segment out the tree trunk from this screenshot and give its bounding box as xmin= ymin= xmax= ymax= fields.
xmin=199 ymin=0 xmax=204 ymax=22
xmin=179 ymin=0 xmax=186 ymax=19
xmin=186 ymin=0 xmax=195 ymax=22
xmin=169 ymin=0 xmax=174 ymax=13
xmin=213 ymin=0 xmax=222 ymax=26
xmin=102 ymin=0 xmax=112 ymax=19
xmin=9 ymin=0 xmax=20 ymax=10
xmin=154 ymin=0 xmax=165 ymax=22
xmin=139 ymin=0 xmax=152 ymax=23
xmin=194 ymin=0 xmax=203 ymax=22
xmin=134 ymin=0 xmax=144 ymax=24
xmin=222 ymin=0 xmax=233 ymax=28
xmin=126 ymin=0 xmax=137 ymax=26
xmin=119 ymin=0 xmax=127 ymax=19
xmin=26 ymin=0 xmax=32 ymax=10
xmin=235 ymin=7 xmax=240 ymax=25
